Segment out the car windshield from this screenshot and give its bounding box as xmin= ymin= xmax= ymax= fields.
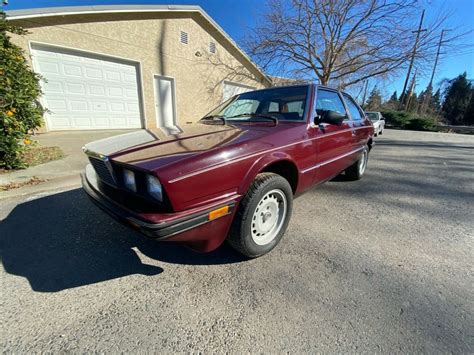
xmin=202 ymin=86 xmax=309 ymax=122
xmin=366 ymin=112 xmax=379 ymax=121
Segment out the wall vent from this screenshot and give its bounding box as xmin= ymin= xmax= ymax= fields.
xmin=180 ymin=31 xmax=188 ymax=44
xmin=209 ymin=41 xmax=216 ymax=54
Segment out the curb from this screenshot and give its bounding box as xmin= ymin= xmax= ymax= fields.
xmin=0 ymin=175 xmax=82 ymax=201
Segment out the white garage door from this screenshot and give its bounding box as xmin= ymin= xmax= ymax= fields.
xmin=31 ymin=45 xmax=142 ymax=130
xmin=222 ymin=81 xmax=255 ymax=102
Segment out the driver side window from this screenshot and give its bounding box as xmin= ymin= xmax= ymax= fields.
xmin=316 ymin=89 xmax=347 ymax=116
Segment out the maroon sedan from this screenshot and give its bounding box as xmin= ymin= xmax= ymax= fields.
xmin=82 ymin=84 xmax=373 ymax=257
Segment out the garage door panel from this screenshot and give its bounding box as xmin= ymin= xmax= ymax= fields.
xmin=32 ymin=45 xmax=142 ymax=130
xmin=37 ymin=60 xmax=60 ymax=75
xmin=48 ymin=115 xmax=71 ymax=129
xmin=222 ymin=82 xmax=255 ymax=102
xmin=66 ymin=82 xmax=86 ymax=95
xmin=72 ymin=116 xmax=93 ymax=128
xmin=45 ymin=99 xmax=68 ymax=112
xmin=108 ymin=87 xmax=123 ymax=97
xmin=105 ymin=70 xmax=121 ymax=82
xmin=63 ymin=64 xmax=82 ymax=77
xmin=69 ymin=100 xmax=88 ymax=112
xmin=89 ymin=85 xmax=106 ymax=96
xmin=85 ymin=67 xmax=102 ymax=80
xmin=43 ymin=80 xmax=63 ymax=94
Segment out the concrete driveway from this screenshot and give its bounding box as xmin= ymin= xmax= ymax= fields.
xmin=0 ymin=130 xmax=473 ymax=352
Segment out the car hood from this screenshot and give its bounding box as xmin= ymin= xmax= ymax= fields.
xmin=84 ymin=122 xmax=296 ymax=173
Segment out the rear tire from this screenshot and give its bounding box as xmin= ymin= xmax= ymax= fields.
xmin=228 ymin=173 xmax=293 ymax=258
xmin=345 ymin=148 xmax=369 ymax=180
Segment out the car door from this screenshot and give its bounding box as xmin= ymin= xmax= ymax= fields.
xmin=312 ymin=88 xmax=354 ymax=183
xmin=342 ymin=93 xmax=368 ymax=156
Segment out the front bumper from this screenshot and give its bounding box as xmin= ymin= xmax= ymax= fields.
xmin=81 ymin=164 xmax=236 ymax=241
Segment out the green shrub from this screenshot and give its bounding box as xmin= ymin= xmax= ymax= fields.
xmin=0 ymin=11 xmax=44 ymax=169
xmin=381 ymin=110 xmax=437 ymax=131
xmin=380 ymin=110 xmax=411 ymax=128
xmin=404 ymin=117 xmax=437 ymax=131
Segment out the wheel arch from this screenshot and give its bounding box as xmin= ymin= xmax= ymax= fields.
xmin=238 ymin=153 xmax=299 ymax=195
xmin=367 ymin=137 xmax=373 ymax=151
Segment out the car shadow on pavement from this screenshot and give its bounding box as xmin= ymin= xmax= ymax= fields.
xmin=0 ymin=188 xmax=245 ymax=293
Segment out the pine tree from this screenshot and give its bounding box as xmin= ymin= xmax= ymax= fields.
xmin=432 ymin=89 xmax=441 ymax=112
xmin=442 ymin=72 xmax=472 ymax=125
xmin=390 ymin=91 xmax=398 ymax=102
xmin=383 ymin=90 xmax=398 ymax=110
xmin=366 ymin=87 xmax=382 ymax=110
xmin=462 ymin=88 xmax=474 ymax=125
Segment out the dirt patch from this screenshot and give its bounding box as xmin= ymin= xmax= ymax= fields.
xmin=0 ymin=176 xmax=47 ymax=191
xmin=0 ymin=146 xmax=64 ymax=174
xmin=22 ymin=146 xmax=65 ymax=167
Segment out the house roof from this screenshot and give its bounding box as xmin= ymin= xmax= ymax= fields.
xmin=5 ymin=4 xmax=271 ymax=86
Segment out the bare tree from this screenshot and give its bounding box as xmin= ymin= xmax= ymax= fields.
xmin=246 ymin=0 xmax=469 ymax=88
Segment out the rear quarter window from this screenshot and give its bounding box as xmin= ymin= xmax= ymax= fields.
xmin=342 ymin=94 xmax=364 ymax=121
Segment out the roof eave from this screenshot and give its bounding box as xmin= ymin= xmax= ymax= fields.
xmin=5 ymin=5 xmax=272 ymax=86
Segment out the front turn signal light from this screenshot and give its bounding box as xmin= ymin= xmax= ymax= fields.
xmin=208 ymin=205 xmax=229 ymax=221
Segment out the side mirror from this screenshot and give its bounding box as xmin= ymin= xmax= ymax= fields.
xmin=317 ymin=109 xmax=345 ymax=126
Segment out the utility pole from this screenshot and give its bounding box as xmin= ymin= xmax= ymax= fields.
xmin=405 ymin=69 xmax=418 ymax=111
xmin=398 ymin=10 xmax=427 ymax=110
xmin=421 ymin=29 xmax=448 ymax=114
xmin=361 ymin=79 xmax=369 ymax=109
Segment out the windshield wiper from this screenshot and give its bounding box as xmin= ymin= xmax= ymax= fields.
xmin=227 ymin=113 xmax=279 ymax=124
xmin=201 ymin=115 xmax=226 ymax=124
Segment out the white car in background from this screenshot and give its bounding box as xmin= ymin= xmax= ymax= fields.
xmin=366 ymin=112 xmax=385 ymax=136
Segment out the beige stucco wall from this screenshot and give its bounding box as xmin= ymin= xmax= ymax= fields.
xmin=10 ymin=12 xmax=269 ymax=132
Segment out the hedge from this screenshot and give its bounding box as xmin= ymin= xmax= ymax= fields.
xmin=0 ymin=11 xmax=44 ymax=169
xmin=381 ymin=110 xmax=437 ymax=132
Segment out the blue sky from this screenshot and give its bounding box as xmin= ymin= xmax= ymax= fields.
xmin=4 ymin=0 xmax=474 ymax=99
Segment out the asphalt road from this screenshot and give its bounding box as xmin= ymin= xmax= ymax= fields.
xmin=1 ymin=129 xmax=473 ymax=353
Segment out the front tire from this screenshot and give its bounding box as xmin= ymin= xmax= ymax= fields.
xmin=345 ymin=148 xmax=369 ymax=180
xmin=228 ymin=173 xmax=293 ymax=258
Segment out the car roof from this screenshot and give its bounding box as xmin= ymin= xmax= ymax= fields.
xmin=248 ymin=83 xmax=346 ymax=93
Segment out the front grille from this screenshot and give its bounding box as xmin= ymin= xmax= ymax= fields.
xmin=89 ymin=157 xmax=115 ymax=186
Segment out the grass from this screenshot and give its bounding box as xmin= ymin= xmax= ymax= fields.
xmin=0 ymin=146 xmax=65 ymax=174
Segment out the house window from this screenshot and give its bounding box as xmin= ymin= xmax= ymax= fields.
xmin=209 ymin=41 xmax=216 ymax=54
xmin=180 ymin=31 xmax=188 ymax=44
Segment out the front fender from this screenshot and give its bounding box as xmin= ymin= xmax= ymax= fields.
xmin=237 ymin=152 xmax=299 ymax=195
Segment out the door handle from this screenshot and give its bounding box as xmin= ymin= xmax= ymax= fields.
xmin=351 ymin=129 xmax=356 ymax=136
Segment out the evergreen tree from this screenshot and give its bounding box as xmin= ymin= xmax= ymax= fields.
xmin=383 ymin=90 xmax=398 ymax=109
xmin=432 ymin=89 xmax=441 ymax=112
xmin=366 ymin=87 xmax=382 ymax=110
xmin=442 ymin=72 xmax=472 ymax=125
xmin=419 ymin=83 xmax=433 ymax=115
xmin=390 ymin=91 xmax=398 ymax=102
xmin=417 ymin=89 xmax=426 ymax=114
xmin=462 ymin=88 xmax=474 ymax=125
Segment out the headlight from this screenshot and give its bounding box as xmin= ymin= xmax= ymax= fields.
xmin=123 ymin=169 xmax=136 ymax=192
xmin=147 ymin=175 xmax=163 ymax=201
